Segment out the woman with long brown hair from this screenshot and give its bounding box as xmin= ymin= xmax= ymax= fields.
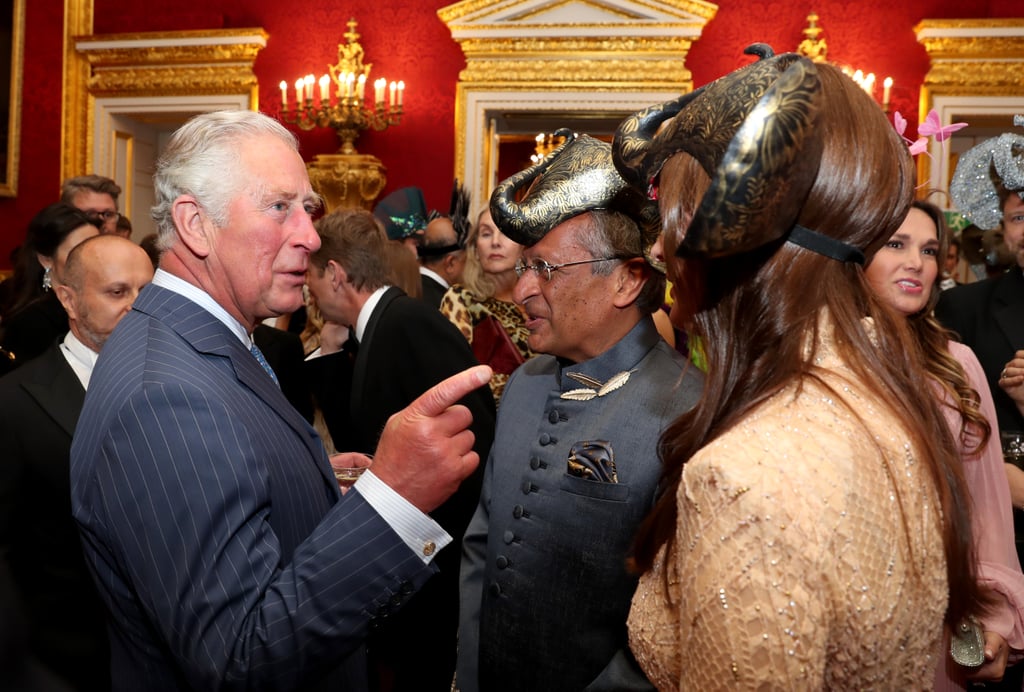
xmin=865 ymin=199 xmax=1024 ymax=688
xmin=613 ymin=45 xmax=986 ymax=688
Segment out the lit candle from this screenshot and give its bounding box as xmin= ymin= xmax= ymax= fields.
xmin=319 ymin=74 xmax=330 ymax=104
xmin=347 ymin=73 xmax=355 ymax=102
xmin=357 ymin=73 xmax=366 ymax=104
xmin=294 ymin=78 xmax=305 ymax=104
xmin=279 ymin=81 xmax=288 ymax=109
xmin=397 ymin=81 xmax=404 ymax=107
xmin=864 ymin=73 xmax=876 ymax=97
xmin=305 ymin=75 xmax=315 ymax=103
xmin=375 ymin=78 xmax=385 ymax=105
xmin=882 ymin=76 xmax=893 ymax=107
xmin=389 ymin=81 xmax=396 ymax=107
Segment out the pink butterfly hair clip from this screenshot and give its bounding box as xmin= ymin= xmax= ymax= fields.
xmin=893 ymin=109 xmax=967 ymax=188
xmin=894 ymin=109 xmax=967 ymax=158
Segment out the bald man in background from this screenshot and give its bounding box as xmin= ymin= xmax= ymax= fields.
xmin=0 ymin=234 xmax=153 ymax=690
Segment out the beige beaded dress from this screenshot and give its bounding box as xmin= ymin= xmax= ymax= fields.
xmin=628 ymin=323 xmax=948 ymax=690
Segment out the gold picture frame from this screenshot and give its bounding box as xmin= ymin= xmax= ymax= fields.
xmin=0 ymin=0 xmax=24 ymax=197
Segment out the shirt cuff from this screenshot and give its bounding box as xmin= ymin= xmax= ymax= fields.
xmin=354 ymin=470 xmax=452 ymax=564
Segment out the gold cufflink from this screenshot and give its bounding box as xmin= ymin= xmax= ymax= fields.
xmin=423 ymin=541 xmax=436 ymax=556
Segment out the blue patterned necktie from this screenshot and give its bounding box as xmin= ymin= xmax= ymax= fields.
xmin=250 ymin=343 xmax=279 ymax=387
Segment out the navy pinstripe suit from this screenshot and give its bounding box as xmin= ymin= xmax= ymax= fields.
xmin=70 ymin=284 xmax=435 ymax=691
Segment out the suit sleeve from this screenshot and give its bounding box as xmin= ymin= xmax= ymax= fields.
xmin=74 ymin=380 xmax=436 ymax=691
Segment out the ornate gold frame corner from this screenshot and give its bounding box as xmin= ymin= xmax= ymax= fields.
xmin=439 ymin=0 xmax=716 ymax=206
xmin=914 ymin=18 xmax=1024 ymax=195
xmin=62 ymin=12 xmax=267 ymax=181
xmin=0 ymin=0 xmax=25 ymax=197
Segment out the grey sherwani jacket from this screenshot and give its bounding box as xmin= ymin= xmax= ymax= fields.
xmin=458 ymin=317 xmax=704 ymax=691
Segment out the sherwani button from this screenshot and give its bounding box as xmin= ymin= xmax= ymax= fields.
xmin=496 ymin=556 xmax=510 ymax=569
xmin=539 ymin=433 xmax=551 ymax=445
xmin=512 ymin=505 xmax=524 ymax=518
xmin=503 ymin=530 xmax=515 ymax=544
xmin=530 ymin=457 xmax=541 ymax=470
xmin=548 ymin=410 xmax=559 ymax=424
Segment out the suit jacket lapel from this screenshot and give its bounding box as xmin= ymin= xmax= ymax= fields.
xmin=135 ymin=285 xmax=331 ymax=483
xmin=21 ymin=344 xmax=85 ymax=437
xmin=993 ymin=269 xmax=1024 ymax=352
xmin=350 ymin=287 xmax=402 ymax=414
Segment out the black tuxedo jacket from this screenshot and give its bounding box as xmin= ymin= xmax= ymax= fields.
xmin=307 ymin=286 xmax=495 ymax=690
xmin=0 ymin=342 xmax=110 ymax=690
xmin=936 ymin=267 xmax=1024 ymax=434
xmin=420 ymin=272 xmax=448 ymax=309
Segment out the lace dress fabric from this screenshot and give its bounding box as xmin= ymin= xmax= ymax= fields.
xmin=440 ymin=284 xmax=533 ymax=404
xmin=628 ymin=325 xmax=948 ymax=690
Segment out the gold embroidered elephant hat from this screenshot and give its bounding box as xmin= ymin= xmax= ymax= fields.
xmin=488 ymin=130 xmax=664 ymax=271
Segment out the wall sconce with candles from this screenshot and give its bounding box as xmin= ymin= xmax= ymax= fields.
xmin=797 ymin=12 xmax=893 ymax=113
xmin=279 ymin=18 xmax=406 ymax=211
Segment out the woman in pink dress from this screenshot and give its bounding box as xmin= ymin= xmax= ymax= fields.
xmin=865 ymin=199 xmax=1024 ymax=688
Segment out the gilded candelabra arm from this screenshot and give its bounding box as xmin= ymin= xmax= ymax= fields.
xmin=278 ymin=17 xmax=405 ymax=209
xmin=279 ymin=18 xmax=406 ymax=155
xmin=280 ymin=99 xmax=403 ymax=154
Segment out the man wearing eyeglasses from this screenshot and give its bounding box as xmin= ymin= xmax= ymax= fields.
xmin=60 ymin=174 xmax=123 ymax=236
xmin=457 ymin=132 xmax=704 ymax=692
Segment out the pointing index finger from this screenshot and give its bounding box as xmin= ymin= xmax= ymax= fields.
xmin=407 ymin=365 xmax=493 ymax=418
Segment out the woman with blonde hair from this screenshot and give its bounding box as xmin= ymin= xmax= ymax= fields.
xmin=441 ymin=208 xmax=533 ymax=404
xmin=613 ymin=45 xmax=987 ymax=688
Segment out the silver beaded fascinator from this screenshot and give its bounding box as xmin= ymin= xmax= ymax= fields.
xmin=489 ymin=130 xmax=663 ymax=270
xmin=950 ymin=114 xmax=1024 ymax=231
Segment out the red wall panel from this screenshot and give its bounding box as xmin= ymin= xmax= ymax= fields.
xmin=0 ymin=0 xmax=1019 ymax=269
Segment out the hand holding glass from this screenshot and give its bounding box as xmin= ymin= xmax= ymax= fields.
xmin=329 ymin=453 xmax=373 ymax=490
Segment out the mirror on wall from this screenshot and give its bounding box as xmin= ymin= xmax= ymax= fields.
xmin=492 ymin=110 xmax=627 ymax=185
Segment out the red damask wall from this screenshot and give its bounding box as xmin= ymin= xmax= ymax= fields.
xmin=0 ymin=0 xmax=1018 ymax=268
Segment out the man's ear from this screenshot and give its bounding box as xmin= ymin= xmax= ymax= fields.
xmin=170 ymin=196 xmax=212 ymax=259
xmin=55 ymin=283 xmax=77 ymax=319
xmin=611 ymin=258 xmax=648 ymax=309
xmin=326 ymin=259 xmax=348 ymax=291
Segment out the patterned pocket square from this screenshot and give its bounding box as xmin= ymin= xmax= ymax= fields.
xmin=567 ymin=440 xmax=617 ymax=483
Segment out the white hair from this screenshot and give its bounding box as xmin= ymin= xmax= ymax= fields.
xmin=151 ymin=110 xmax=299 ymax=250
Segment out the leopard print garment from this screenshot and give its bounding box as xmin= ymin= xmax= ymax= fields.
xmin=440 ymin=284 xmax=534 ymax=405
